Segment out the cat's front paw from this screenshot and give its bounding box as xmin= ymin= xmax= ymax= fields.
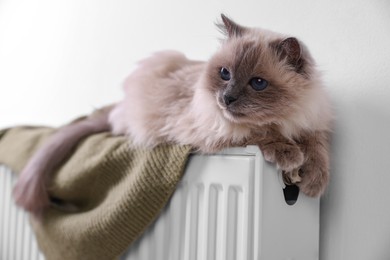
xmin=295 ymin=160 xmax=329 ymax=197
xmin=282 ymin=168 xmax=302 ymax=185
xmin=262 ymin=142 xmax=304 ymax=171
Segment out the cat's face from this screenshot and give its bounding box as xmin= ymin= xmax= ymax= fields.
xmin=206 ymin=15 xmax=315 ymax=127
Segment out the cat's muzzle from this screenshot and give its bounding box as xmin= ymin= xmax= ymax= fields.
xmin=223 ymin=94 xmax=238 ymax=106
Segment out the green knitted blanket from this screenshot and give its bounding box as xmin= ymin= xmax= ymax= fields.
xmin=0 ymin=127 xmax=191 ymax=260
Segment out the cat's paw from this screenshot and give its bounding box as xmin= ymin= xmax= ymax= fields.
xmin=295 ymin=159 xmax=329 ymax=197
xmin=282 ymin=168 xmax=302 ymax=185
xmin=13 ymin=175 xmax=50 ymax=216
xmin=262 ymin=142 xmax=304 ymax=171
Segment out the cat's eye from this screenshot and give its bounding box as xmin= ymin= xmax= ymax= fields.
xmin=250 ymin=77 xmax=268 ymax=91
xmin=220 ymin=67 xmax=231 ymax=81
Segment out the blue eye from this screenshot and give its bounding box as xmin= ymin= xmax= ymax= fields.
xmin=220 ymin=67 xmax=231 ymax=81
xmin=250 ymin=77 xmax=268 ymax=91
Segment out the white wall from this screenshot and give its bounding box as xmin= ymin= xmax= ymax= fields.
xmin=1 ymin=1 xmax=390 ymax=259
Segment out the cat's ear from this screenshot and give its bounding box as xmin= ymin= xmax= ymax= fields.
xmin=279 ymin=37 xmax=301 ymax=63
xmin=274 ymin=37 xmax=304 ymax=73
xmin=218 ymin=14 xmax=246 ymax=38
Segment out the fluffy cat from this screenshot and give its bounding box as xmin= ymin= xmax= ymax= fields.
xmin=13 ymin=14 xmax=332 ymax=215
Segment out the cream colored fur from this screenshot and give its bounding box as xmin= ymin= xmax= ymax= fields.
xmin=14 ymin=15 xmax=332 ymax=216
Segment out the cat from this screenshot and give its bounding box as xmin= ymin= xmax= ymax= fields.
xmin=13 ymin=14 xmax=332 ymax=215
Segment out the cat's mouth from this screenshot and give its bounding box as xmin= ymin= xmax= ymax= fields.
xmin=216 ymin=97 xmax=228 ymax=111
xmin=216 ymin=95 xmax=245 ymax=121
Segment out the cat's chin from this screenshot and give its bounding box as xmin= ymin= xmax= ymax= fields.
xmin=216 ymin=99 xmax=242 ymax=123
xmin=222 ymin=110 xmax=241 ymax=123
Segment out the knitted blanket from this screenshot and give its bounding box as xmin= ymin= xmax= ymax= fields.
xmin=0 ymin=127 xmax=191 ymax=260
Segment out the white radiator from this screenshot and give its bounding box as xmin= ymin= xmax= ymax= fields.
xmin=1 ymin=147 xmax=319 ymax=260
xmin=123 ymin=146 xmax=320 ymax=260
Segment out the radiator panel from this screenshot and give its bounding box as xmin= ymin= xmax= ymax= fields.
xmin=123 ymin=146 xmax=320 ymax=260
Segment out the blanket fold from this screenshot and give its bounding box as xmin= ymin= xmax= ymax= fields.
xmin=0 ymin=126 xmax=191 ymax=260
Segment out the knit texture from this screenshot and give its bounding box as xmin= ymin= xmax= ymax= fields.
xmin=0 ymin=127 xmax=192 ymax=260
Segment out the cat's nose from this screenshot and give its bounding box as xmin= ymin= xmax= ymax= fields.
xmin=223 ymin=94 xmax=238 ymax=106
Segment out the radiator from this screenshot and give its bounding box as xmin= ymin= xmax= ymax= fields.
xmin=0 ymin=166 xmax=44 ymax=260
xmin=1 ymin=147 xmax=319 ymax=260
xmin=122 ymin=146 xmax=320 ymax=260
